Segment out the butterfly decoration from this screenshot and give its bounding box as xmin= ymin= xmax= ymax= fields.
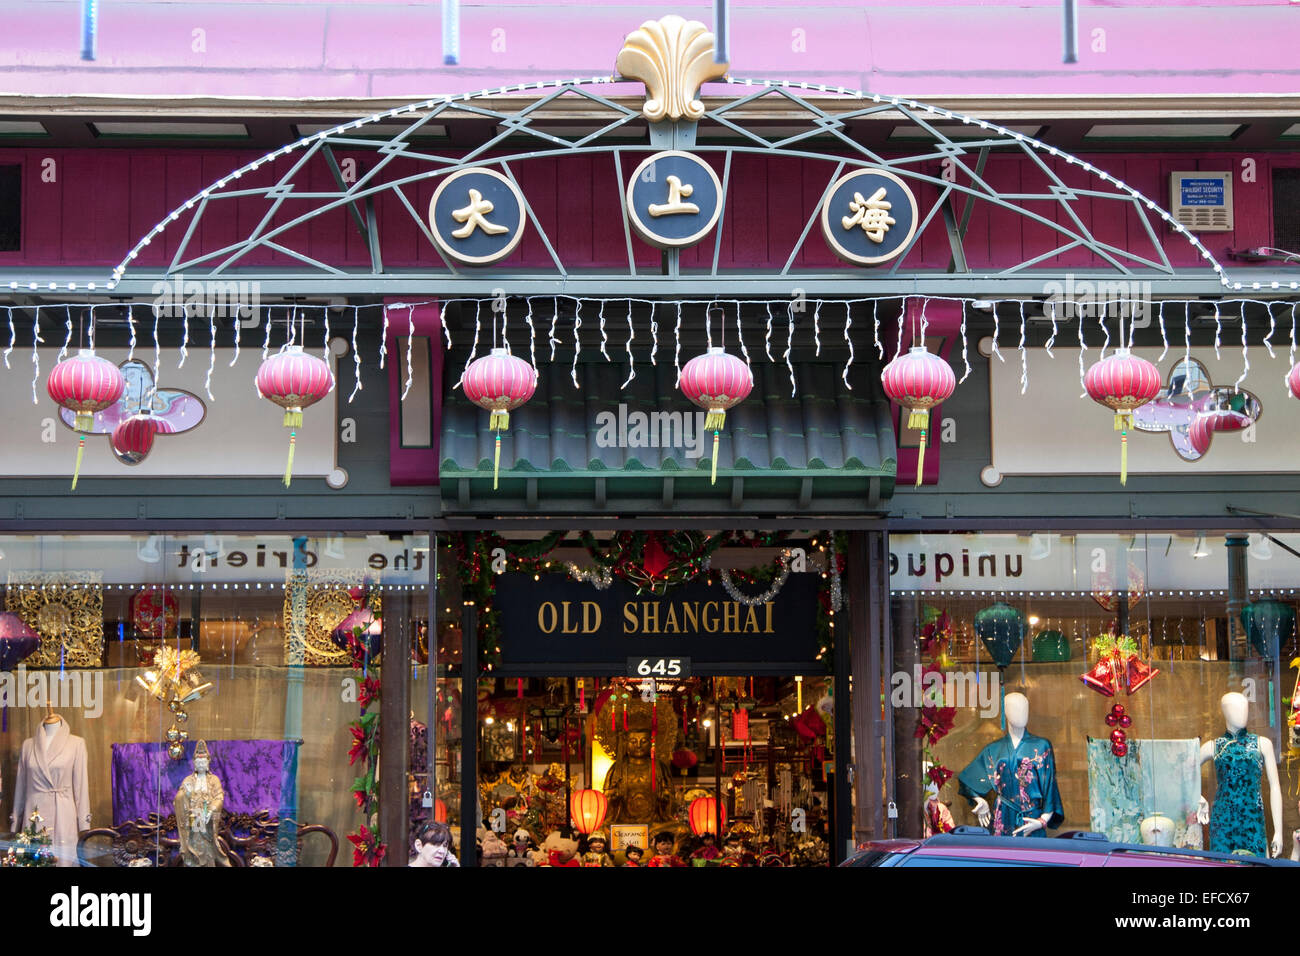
xmin=57 ymin=359 xmax=205 ymax=465
xmin=1131 ymin=358 xmax=1261 ymax=462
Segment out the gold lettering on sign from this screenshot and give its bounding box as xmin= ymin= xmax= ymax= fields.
xmin=583 ymin=601 xmax=602 ymax=633
xmin=642 ymin=601 xmax=660 ymax=634
xmin=538 ymin=602 xmax=558 ymax=634
xmin=682 ymin=601 xmax=700 ymax=631
xmin=451 ymin=188 xmax=509 ymax=239
xmin=561 ymin=601 xmax=580 ymax=633
xmin=723 ymin=602 xmax=740 ymax=633
xmin=702 ymin=601 xmax=719 ymax=632
xmin=765 ymin=602 xmax=774 ymax=633
xmin=841 ymin=187 xmax=895 ymax=243
xmin=743 ymin=606 xmax=760 ymax=633
xmin=623 ymin=602 xmax=638 ymax=633
xmin=663 ymin=603 xmax=680 ymax=634
xmin=648 ymin=175 xmax=699 ymax=217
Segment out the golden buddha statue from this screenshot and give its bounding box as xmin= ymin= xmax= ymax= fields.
xmin=597 ymin=697 xmax=678 ymax=826
xmin=173 ymin=740 xmax=230 ymax=867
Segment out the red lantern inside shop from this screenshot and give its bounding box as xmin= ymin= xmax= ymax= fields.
xmin=570 ymin=789 xmax=608 ymax=835
xmin=688 ymin=796 xmax=726 ymax=836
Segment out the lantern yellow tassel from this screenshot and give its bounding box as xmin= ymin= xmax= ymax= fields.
xmin=70 ymin=435 xmax=86 ymax=491
xmin=1114 ymin=411 xmax=1131 ymax=485
xmin=493 ymin=433 xmax=502 ymax=490
xmin=283 ymin=430 xmax=296 ymax=487
xmin=711 ymin=430 xmax=720 ymax=485
xmin=909 ymin=408 xmax=931 ymax=486
xmin=283 ymin=408 xmax=303 ymax=428
xmin=705 ymin=409 xmax=726 ymax=431
xmin=74 ymin=411 xmax=94 ymax=432
xmin=491 ymin=410 xmax=509 ymax=430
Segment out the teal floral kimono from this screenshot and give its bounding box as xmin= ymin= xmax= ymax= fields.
xmin=958 ymin=732 xmax=1065 ymax=837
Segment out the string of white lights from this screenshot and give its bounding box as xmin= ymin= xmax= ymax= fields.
xmin=178 ymin=302 xmax=190 ymax=368
xmin=1213 ymin=304 xmax=1222 ymax=360
xmin=785 ymin=301 xmax=797 ymax=397
xmin=598 ymin=299 xmax=609 ymax=361
xmin=1236 ymin=301 xmax=1250 ymax=390
xmin=812 ymin=299 xmax=822 ymax=357
xmin=204 ymin=305 xmax=217 ymax=400
xmin=1157 ymin=302 xmax=1168 ymax=362
xmin=842 ymin=303 xmax=854 ymax=389
xmin=349 ymin=306 xmax=363 ymax=402
xmin=571 ymin=298 xmax=582 ymax=388
xmin=1263 ymin=301 xmax=1276 ymax=359
xmin=1045 ymin=299 xmax=1058 ymax=358
xmin=29 ymin=307 xmax=40 ymax=404
xmin=622 ymin=302 xmax=636 ymax=389
xmin=402 ymin=304 xmax=416 ymax=400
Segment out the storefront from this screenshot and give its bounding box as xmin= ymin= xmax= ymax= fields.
xmin=1 ymin=11 xmax=1298 ymax=870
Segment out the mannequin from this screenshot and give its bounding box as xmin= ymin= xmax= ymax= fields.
xmin=10 ymin=710 xmax=91 ymax=867
xmin=957 ymin=692 xmax=1064 ymax=837
xmin=1196 ymin=692 xmax=1282 ymax=858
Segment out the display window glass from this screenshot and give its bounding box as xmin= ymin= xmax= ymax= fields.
xmin=889 ymin=531 xmax=1296 ymax=858
xmin=0 ymin=532 xmax=430 ymax=868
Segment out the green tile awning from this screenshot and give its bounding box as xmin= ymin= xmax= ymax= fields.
xmin=440 ymin=358 xmax=896 ymax=515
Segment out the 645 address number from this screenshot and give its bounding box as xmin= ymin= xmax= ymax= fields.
xmin=628 ymin=657 xmax=691 ymax=677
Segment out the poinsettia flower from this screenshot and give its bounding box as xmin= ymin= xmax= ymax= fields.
xmin=348 ymin=726 xmax=368 ymax=765
xmin=353 ymin=788 xmax=369 ymax=809
xmin=347 ymin=825 xmax=387 ymax=867
xmin=927 ymin=764 xmax=953 ymax=788
xmin=358 ymin=677 xmax=381 ymax=709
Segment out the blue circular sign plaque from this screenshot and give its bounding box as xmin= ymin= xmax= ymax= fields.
xmin=429 ymin=167 xmax=526 ymax=266
xmin=626 ymin=150 xmax=723 ymax=249
xmin=820 ymin=168 xmax=918 ymax=266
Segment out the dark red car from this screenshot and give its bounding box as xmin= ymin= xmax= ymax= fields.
xmin=842 ymin=827 xmax=1299 ymax=867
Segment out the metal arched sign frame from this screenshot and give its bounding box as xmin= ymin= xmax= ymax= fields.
xmin=108 ymin=77 xmax=1236 ymax=297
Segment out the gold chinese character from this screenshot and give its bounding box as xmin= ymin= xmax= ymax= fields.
xmin=451 ymin=188 xmax=509 ymax=239
xmin=841 ymin=187 xmax=895 ymax=243
xmin=648 ymin=175 xmax=700 ymax=217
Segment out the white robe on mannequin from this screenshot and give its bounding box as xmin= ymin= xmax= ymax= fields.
xmin=11 ymin=716 xmax=91 ymax=866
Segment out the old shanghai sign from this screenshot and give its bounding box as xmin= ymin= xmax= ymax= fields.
xmin=494 ymin=573 xmax=822 ymax=676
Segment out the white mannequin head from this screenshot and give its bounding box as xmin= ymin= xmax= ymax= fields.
xmin=1140 ymin=813 xmax=1176 ymax=847
xmin=1004 ymin=692 xmax=1029 ymax=731
xmin=1221 ymin=692 xmax=1248 ymax=732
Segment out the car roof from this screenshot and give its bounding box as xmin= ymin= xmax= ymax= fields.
xmin=915 ymin=831 xmax=1298 ymax=866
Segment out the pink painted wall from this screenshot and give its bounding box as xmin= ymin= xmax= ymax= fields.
xmin=0 ymin=145 xmax=1291 ymax=273
xmin=0 ymin=1 xmax=1296 ymax=100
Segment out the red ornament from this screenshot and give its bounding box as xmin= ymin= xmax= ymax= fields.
xmin=111 ymin=413 xmax=176 ymax=465
xmin=679 ymin=347 xmax=753 ymax=485
xmin=671 ymin=748 xmax=698 ymax=770
xmin=1081 ymin=652 xmax=1120 ymax=697
xmin=881 ymin=346 xmax=956 ymax=487
xmin=1083 ymin=348 xmax=1161 ymax=485
xmin=462 ymin=347 xmax=537 ymax=490
xmin=1110 ymin=729 xmax=1126 ymax=745
xmin=1112 ymin=741 xmax=1128 ymax=758
xmin=46 ymin=349 xmax=126 ymax=490
xmin=689 ymin=796 xmax=726 ymax=836
xmin=256 ymin=345 xmax=333 ymax=486
xmin=131 ymin=587 xmax=180 ymax=639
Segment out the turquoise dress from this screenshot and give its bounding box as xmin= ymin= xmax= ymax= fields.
xmin=1209 ymin=729 xmax=1267 ymax=857
xmin=958 ymin=732 xmax=1065 ymax=837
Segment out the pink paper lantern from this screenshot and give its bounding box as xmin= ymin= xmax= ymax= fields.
xmin=46 ymin=349 xmax=125 ymax=490
xmin=679 ymin=347 xmax=753 ymax=484
xmin=255 ymin=345 xmax=333 ymax=486
xmin=462 ymin=347 xmax=537 ymax=489
xmin=1084 ymin=348 xmax=1160 ymax=485
xmin=881 ymin=346 xmax=955 ymax=487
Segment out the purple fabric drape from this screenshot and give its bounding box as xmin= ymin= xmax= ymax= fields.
xmin=110 ymin=739 xmax=300 ymax=825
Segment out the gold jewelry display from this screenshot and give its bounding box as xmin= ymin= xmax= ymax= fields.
xmin=5 ymin=571 xmax=103 ymax=667
xmin=284 ymin=569 xmax=382 ymax=666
